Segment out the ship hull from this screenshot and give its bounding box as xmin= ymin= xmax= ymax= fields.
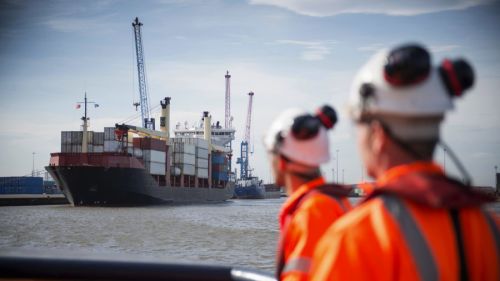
xmin=46 ymin=165 xmax=233 ymax=206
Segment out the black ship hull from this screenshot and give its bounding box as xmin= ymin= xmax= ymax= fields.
xmin=46 ymin=165 xmax=233 ymax=206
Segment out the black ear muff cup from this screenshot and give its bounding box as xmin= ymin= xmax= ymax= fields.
xmin=384 ymin=44 xmax=431 ymax=87
xmin=439 ymin=58 xmax=474 ymax=97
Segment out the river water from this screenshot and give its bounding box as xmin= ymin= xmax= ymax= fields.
xmin=0 ymin=198 xmax=499 ymax=274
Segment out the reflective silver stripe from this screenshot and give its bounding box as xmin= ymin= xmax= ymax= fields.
xmin=282 ymin=257 xmax=311 ymax=274
xmin=482 ymin=209 xmax=500 ymax=257
xmin=381 ymin=196 xmax=438 ymax=281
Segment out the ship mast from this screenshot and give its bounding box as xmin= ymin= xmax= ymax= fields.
xmin=76 ymin=92 xmax=98 ymax=153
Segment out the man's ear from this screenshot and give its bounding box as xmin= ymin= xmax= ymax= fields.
xmin=370 ymin=121 xmax=389 ymax=156
xmin=278 ymin=155 xmax=287 ymax=172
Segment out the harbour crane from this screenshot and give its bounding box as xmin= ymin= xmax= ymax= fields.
xmin=132 ymin=17 xmax=155 ymax=130
xmin=236 ymin=92 xmax=254 ymax=179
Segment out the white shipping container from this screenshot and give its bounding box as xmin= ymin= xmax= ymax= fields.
xmin=170 ymin=166 xmax=181 ymax=176
xmin=174 ymin=153 xmax=196 ymax=165
xmin=143 ymin=150 xmax=166 ymax=163
xmin=196 ymin=168 xmax=209 ymax=178
xmin=173 ymin=143 xmax=196 ymax=155
xmin=196 ymin=147 xmax=209 ymax=159
xmin=196 ymin=138 xmax=209 ymax=149
xmin=196 ymin=158 xmax=209 ymax=169
xmin=104 ymin=140 xmax=121 ymax=152
xmin=133 ymin=148 xmax=143 ymax=158
xmin=146 ymin=161 xmax=166 ymax=175
xmin=176 ymin=163 xmax=195 ymax=176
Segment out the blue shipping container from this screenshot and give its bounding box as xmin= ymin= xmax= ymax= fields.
xmin=212 ymin=172 xmax=228 ymax=181
xmin=212 ymin=155 xmax=225 ymax=165
xmin=0 ymin=177 xmax=44 ymax=194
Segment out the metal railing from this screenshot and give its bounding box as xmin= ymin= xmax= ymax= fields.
xmin=0 ymin=250 xmax=276 ymax=281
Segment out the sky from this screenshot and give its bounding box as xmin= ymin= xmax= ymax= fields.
xmin=0 ymin=0 xmax=499 ymax=187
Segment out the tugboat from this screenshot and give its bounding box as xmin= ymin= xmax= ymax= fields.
xmin=233 ymin=92 xmax=265 ymax=199
xmin=234 ymin=176 xmax=266 ymax=199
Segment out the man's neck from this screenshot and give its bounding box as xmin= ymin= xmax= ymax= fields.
xmin=285 ymin=173 xmax=316 ymax=195
xmin=374 ymin=152 xmax=432 ymax=179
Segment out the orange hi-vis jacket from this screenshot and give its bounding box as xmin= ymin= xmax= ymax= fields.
xmin=277 ymin=177 xmax=352 ymax=281
xmin=311 ymin=162 xmax=500 ymax=281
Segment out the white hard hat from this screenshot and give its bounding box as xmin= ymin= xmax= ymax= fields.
xmin=263 ymin=105 xmax=337 ymax=167
xmin=348 ymin=44 xmax=474 ymax=121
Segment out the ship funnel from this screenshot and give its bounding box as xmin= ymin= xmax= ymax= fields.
xmin=203 ymin=111 xmax=212 ymax=148
xmin=160 ymin=97 xmax=171 ymax=140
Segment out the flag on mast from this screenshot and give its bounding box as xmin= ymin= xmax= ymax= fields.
xmin=76 ymin=104 xmax=81 ymax=109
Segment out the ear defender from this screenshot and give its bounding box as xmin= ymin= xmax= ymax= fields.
xmin=316 ymin=105 xmax=337 ymax=129
xmin=291 ymin=114 xmax=320 ymax=140
xmin=439 ymin=58 xmax=474 ymax=97
xmin=384 ymin=44 xmax=431 ymax=87
xmin=291 ymin=105 xmax=338 ymax=141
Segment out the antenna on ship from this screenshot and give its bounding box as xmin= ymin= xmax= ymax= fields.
xmin=76 ymin=92 xmax=99 ymax=153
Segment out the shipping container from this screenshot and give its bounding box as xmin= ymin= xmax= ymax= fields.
xmin=197 ymin=168 xmax=209 ymax=178
xmin=93 ymin=145 xmax=104 ymax=153
xmin=212 ymin=172 xmax=228 ymax=181
xmin=212 ymin=164 xmax=228 ymax=173
xmin=145 ymin=161 xmax=166 ymax=175
xmin=173 ymin=143 xmax=195 ymax=155
xmin=196 ymin=147 xmax=209 ymax=159
xmin=173 ymin=153 xmax=196 ymax=165
xmin=196 ymin=158 xmax=209 ymax=169
xmin=104 ymin=140 xmax=121 ymax=152
xmin=143 ymin=150 xmax=166 ymax=163
xmin=93 ymin=132 xmax=104 ymax=145
xmin=104 ymin=127 xmax=116 ymax=141
xmin=71 ymin=145 xmax=82 ymax=153
xmin=175 ymin=163 xmax=195 ymax=176
xmin=0 ymin=177 xmax=44 ymax=194
xmin=133 ymin=138 xmax=167 ymax=152
xmin=212 ymin=154 xmax=226 ymax=165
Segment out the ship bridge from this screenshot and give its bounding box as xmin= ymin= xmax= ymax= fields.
xmin=174 ymin=123 xmax=235 ymax=147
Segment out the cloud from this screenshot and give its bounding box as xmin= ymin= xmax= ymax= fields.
xmin=357 ymin=43 xmax=386 ymax=52
xmin=249 ymin=0 xmax=494 ymax=16
xmin=274 ymin=39 xmax=336 ymax=61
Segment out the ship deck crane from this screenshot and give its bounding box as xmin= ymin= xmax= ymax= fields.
xmin=132 ymin=17 xmax=155 ymax=130
xmin=224 ymin=71 xmax=234 ymax=173
xmin=236 ymin=92 xmax=254 ymax=180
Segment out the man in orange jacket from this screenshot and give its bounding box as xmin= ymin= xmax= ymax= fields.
xmin=264 ymin=105 xmax=352 ymax=281
xmin=311 ymin=43 xmax=499 ymax=281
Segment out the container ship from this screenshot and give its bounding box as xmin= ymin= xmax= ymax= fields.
xmin=46 ymin=98 xmax=236 ymax=206
xmin=45 ymin=17 xmax=238 ymax=206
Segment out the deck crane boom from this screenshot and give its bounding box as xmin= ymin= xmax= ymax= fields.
xmin=132 ymin=17 xmax=155 ymax=130
xmin=236 ymin=92 xmax=254 ymax=180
